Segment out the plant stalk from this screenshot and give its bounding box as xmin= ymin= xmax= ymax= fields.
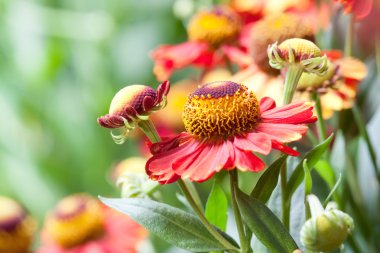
xmin=178 ymin=180 xmax=239 ymax=252
xmin=282 ymin=65 xmax=304 ymax=105
xmin=229 ymin=170 xmax=250 ymax=253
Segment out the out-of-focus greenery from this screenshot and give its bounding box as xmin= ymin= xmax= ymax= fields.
xmin=0 ymin=0 xmax=188 ymax=221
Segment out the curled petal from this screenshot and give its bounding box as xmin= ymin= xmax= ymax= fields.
xmin=97 ymin=115 xmax=125 ymax=129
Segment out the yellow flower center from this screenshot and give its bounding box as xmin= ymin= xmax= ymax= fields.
xmin=250 ymin=13 xmax=314 ymax=75
xmin=44 ymin=194 xmax=105 ymax=248
xmin=183 ymin=81 xmax=260 ymax=140
xmin=187 ymin=7 xmax=241 ymax=48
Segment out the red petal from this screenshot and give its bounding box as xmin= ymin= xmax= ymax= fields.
xmin=259 ymin=97 xmax=276 ymax=112
xmin=234 ymin=148 xmax=265 ymax=173
xmin=234 ymin=132 xmax=271 ymax=155
xmin=221 ymin=45 xmax=252 ymax=68
xmin=271 ymin=140 xmax=299 ymax=156
xmin=261 ymin=102 xmax=317 ymax=124
xmin=255 ymin=123 xmax=309 ymax=143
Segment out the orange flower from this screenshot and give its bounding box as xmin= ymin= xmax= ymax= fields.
xmin=38 ymin=194 xmax=147 ymax=253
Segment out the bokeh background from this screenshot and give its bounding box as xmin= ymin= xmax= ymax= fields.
xmin=1 ymin=0 xmax=380 ymax=252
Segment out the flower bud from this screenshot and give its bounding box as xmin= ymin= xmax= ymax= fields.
xmin=301 ymin=195 xmax=354 ymax=252
xmin=268 ymin=38 xmax=328 ymax=75
xmin=0 ymin=196 xmax=36 ymax=253
xmin=98 ymin=81 xmax=170 ymax=144
xmin=297 ymin=60 xmax=338 ymax=92
xmin=113 ymin=157 xmax=159 ymax=198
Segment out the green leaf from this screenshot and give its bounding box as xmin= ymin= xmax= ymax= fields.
xmin=100 ymin=197 xmax=237 ymax=252
xmin=303 ymin=159 xmax=312 ymax=197
xmin=314 ymin=159 xmax=335 ymax=188
xmin=205 ymin=180 xmax=228 ymax=231
xmin=236 ymin=190 xmax=299 ymax=253
xmin=250 ymin=155 xmax=287 ymax=203
xmin=285 ymin=133 xmax=334 ymax=201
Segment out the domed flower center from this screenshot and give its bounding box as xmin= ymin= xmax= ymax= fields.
xmin=109 ymin=85 xmax=157 ymax=117
xmin=278 ymin=38 xmax=322 ymax=61
xmin=187 ymin=7 xmax=241 ymax=48
xmin=45 ymin=194 xmax=105 ymax=248
xmin=183 ymin=81 xmax=260 ymax=140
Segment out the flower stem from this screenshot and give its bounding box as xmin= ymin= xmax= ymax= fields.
xmin=178 ymin=180 xmax=239 ymax=252
xmin=344 ymin=14 xmax=354 ymax=57
xmin=351 ymin=104 xmax=380 ymax=183
xmin=311 ymin=92 xmax=327 ymax=142
xmin=281 ymin=162 xmax=290 ymax=230
xmin=376 ymin=34 xmax=380 ymax=77
xmin=229 ymin=170 xmax=249 ymax=253
xmin=137 ymin=119 xmax=161 ymax=143
xmin=282 ymin=65 xmax=304 ymax=105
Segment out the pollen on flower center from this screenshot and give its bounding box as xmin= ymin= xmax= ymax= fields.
xmin=44 ymin=194 xmax=105 ymax=248
xmin=187 ymin=7 xmax=241 ymax=48
xmin=183 ymin=81 xmax=260 ymax=140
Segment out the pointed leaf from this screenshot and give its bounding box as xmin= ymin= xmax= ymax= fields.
xmin=205 ymin=180 xmax=228 ymax=231
xmin=250 ymin=155 xmax=287 ymax=203
xmin=285 ymin=133 xmax=334 ymax=201
xmin=100 ymin=197 xmax=237 ymax=252
xmin=237 ymin=190 xmax=299 ymax=253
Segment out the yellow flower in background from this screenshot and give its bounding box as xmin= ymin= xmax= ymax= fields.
xmin=0 ymin=196 xmax=36 ymax=253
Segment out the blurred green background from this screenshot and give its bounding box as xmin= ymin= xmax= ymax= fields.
xmin=0 ymin=0 xmax=191 ymax=221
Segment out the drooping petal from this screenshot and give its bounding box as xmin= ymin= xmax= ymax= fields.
xmin=234 ymin=148 xmax=265 ymax=172
xmin=271 ymin=140 xmax=300 ymax=156
xmin=255 ymin=123 xmax=309 ymax=142
xmin=221 ymin=45 xmax=252 ymax=68
xmin=234 ymin=132 xmax=271 ymax=155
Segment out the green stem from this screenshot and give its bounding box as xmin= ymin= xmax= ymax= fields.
xmin=344 ymin=14 xmax=354 ymax=57
xmin=281 ymin=162 xmax=290 ymax=230
xmin=311 ymin=93 xmax=327 ymax=142
xmin=184 ymin=180 xmax=204 ymax=212
xmin=351 ymin=104 xmax=380 ymax=183
xmin=229 ymin=170 xmax=249 ymax=253
xmin=137 ymin=119 xmax=161 ymax=143
xmin=282 ymin=65 xmax=304 ymax=105
xmin=178 ymin=180 xmax=239 ymax=252
xmin=376 ymin=34 xmax=380 ymax=77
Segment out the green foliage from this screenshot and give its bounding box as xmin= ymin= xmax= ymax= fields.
xmin=205 ymin=180 xmax=228 ymax=231
xmin=236 ymin=190 xmax=298 ymax=253
xmin=100 ymin=197 xmax=238 ymax=252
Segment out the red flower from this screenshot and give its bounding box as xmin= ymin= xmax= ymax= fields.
xmin=38 ymin=194 xmax=147 ymax=253
xmin=151 ymin=6 xmax=250 ymax=82
xmin=146 ymin=81 xmax=316 ymax=184
xmin=336 ymin=0 xmax=373 ymax=19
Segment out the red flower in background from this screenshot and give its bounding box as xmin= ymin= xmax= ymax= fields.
xmin=38 ymin=194 xmax=147 ymax=253
xmin=146 ymin=81 xmax=316 ymax=184
xmin=336 ymin=0 xmax=373 ymax=19
xmin=151 ymin=6 xmax=251 ymax=82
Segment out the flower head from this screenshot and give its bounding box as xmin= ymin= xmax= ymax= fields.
xmin=268 ymin=38 xmax=328 ymax=75
xmin=97 ymin=81 xmax=170 ymax=144
xmin=336 ymin=0 xmax=373 ymax=20
xmin=188 ymin=7 xmax=241 ymax=48
xmin=249 ymin=13 xmax=314 ymax=75
xmin=146 ymin=81 xmax=317 ymax=184
xmin=39 ymin=194 xmax=147 ymax=253
xmin=0 ymin=196 xmax=36 ymax=253
xmin=301 ymin=195 xmax=354 ymax=252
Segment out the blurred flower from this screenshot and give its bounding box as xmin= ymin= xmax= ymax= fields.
xmin=146 ymin=81 xmax=316 ymax=184
xmin=38 ymin=194 xmax=147 ymax=253
xmin=335 ymin=0 xmax=373 ymax=20
xmin=112 ymin=157 xmax=158 ymax=198
xmin=249 ymin=13 xmax=315 ymax=75
xmin=97 ymin=81 xmax=170 ymax=144
xmin=0 ymin=196 xmax=36 ymax=253
xmin=301 ymin=195 xmax=354 ymax=252
xmin=298 ymin=50 xmax=368 ymax=118
xmin=151 ymin=6 xmax=250 ymax=81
